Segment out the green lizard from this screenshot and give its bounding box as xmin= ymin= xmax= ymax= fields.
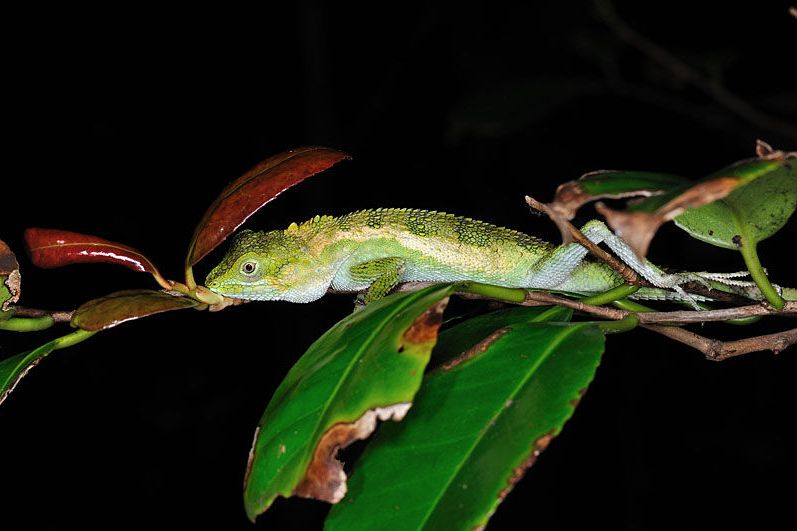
xmin=204 ymin=208 xmax=795 ymax=305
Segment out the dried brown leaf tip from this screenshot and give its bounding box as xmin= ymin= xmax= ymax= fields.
xmin=597 ymin=176 xmax=739 ymax=258
xmin=755 ymin=139 xmax=797 ymax=161
xmin=0 ymin=239 xmax=21 ymax=311
xmin=294 ymin=403 xmax=412 ymax=503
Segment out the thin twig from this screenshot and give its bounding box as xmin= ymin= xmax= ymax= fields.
xmin=469 ymin=288 xmax=797 ymax=359
xmin=639 ymin=301 xmax=797 ymax=324
xmin=518 ymin=290 xmax=797 ymax=325
xmin=525 ymin=195 xmax=639 ymax=284
xmin=519 ymin=290 xmax=629 ymax=319
xmin=643 ymin=324 xmax=797 ymax=361
xmin=10 ymin=307 xmax=74 ymax=322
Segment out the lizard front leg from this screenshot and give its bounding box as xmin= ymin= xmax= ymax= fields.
xmin=349 ymin=257 xmax=407 ymax=305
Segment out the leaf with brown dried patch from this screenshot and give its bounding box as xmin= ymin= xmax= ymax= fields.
xmin=243 ymin=284 xmax=455 ymax=522
xmin=326 ymin=322 xmax=605 ymax=531
xmin=549 ymin=170 xmax=689 ymax=220
xmin=71 ymin=289 xmax=201 ymax=331
xmin=185 ymin=146 xmax=350 ymax=271
xmin=596 ymin=175 xmax=744 ymax=258
xmin=0 ymin=239 xmax=21 ymax=312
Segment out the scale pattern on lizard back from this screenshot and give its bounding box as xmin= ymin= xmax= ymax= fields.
xmin=204 ymin=208 xmax=562 ymax=302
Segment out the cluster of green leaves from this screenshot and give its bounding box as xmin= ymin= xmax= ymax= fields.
xmin=1 ymin=145 xmax=795 ymax=529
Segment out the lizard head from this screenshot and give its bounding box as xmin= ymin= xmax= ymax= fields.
xmin=205 ymin=229 xmax=306 ymax=301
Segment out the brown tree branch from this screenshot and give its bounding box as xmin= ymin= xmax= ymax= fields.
xmin=525 ymin=195 xmax=639 ymax=284
xmin=9 ymin=306 xmax=74 ymax=322
xmin=642 ymin=324 xmax=797 ymax=361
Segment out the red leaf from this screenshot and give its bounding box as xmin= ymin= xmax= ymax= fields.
xmin=24 ymin=228 xmax=160 ymax=275
xmin=71 ymin=289 xmax=200 ymax=331
xmin=186 ymin=146 xmax=350 ymax=267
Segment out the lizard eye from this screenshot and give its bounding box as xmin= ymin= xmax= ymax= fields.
xmin=240 ymin=260 xmax=258 ymax=276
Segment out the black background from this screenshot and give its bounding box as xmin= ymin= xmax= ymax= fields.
xmin=2 ymin=2 xmax=796 ymax=529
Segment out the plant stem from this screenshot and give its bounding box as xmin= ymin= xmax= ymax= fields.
xmin=612 ymin=298 xmax=654 ymax=312
xmin=580 ymin=284 xmax=639 ymax=306
xmin=53 ymin=329 xmax=96 ymax=349
xmin=185 ymin=266 xmax=197 ymax=291
xmin=595 ymin=314 xmax=639 ymax=334
xmin=151 ymin=271 xmax=175 ymax=291
xmin=738 ymin=240 xmax=785 ymax=309
xmin=458 ymin=282 xmax=527 ymax=304
xmin=725 ymin=315 xmax=762 ymax=326
xmin=0 ymin=315 xmax=55 ymax=332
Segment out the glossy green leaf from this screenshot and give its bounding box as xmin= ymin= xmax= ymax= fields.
xmin=433 ymin=305 xmax=573 ymax=364
xmin=327 ymin=322 xmax=605 ymax=531
xmin=0 ymin=343 xmax=55 ymax=407
xmin=0 ymin=330 xmax=94 ymax=407
xmin=673 ymin=159 xmax=797 ymax=249
xmin=550 ymin=170 xmax=689 ymax=219
xmin=244 ymin=284 xmax=456 ymax=521
xmin=574 ymin=170 xmax=688 ymax=196
xmin=71 ymin=289 xmax=200 ymax=331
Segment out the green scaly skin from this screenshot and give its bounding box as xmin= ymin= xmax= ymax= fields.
xmin=204 ymin=209 xmax=796 ymax=305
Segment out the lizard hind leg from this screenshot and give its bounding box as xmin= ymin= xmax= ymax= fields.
xmin=349 ymin=257 xmax=407 ymax=305
xmin=578 ymin=220 xmax=708 ymax=291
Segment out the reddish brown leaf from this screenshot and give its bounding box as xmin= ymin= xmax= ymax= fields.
xmin=71 ymin=289 xmax=200 ymax=331
xmin=186 ymin=146 xmax=350 ymax=267
xmin=24 ymin=228 xmax=160 ymax=275
xmin=596 ymin=176 xmax=739 ymax=257
xmin=1 ymin=239 xmax=21 ymax=310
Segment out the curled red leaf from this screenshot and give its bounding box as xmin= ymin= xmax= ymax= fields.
xmin=186 ymin=146 xmax=350 ymax=267
xmin=23 ymin=228 xmax=160 ymax=275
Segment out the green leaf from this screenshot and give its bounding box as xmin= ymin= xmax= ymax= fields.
xmin=0 ymin=342 xmax=56 ymax=406
xmin=547 ymin=170 xmax=689 ymax=220
xmin=244 ymin=284 xmax=456 ymax=521
xmin=71 ymin=289 xmax=201 ymax=331
xmin=673 ymin=159 xmax=797 ymax=249
xmin=0 ymin=330 xmax=94 ymax=407
xmin=326 ymin=322 xmax=605 ymax=531
xmin=433 ymin=305 xmax=573 ymax=364
xmin=575 ymin=170 xmax=688 ymax=196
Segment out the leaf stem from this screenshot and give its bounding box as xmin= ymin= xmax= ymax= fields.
xmin=738 ymin=240 xmax=785 ymax=309
xmin=185 ymin=265 xmax=197 ymax=291
xmin=594 ymin=314 xmax=639 ymax=334
xmin=53 ymin=329 xmax=96 ymax=349
xmin=151 ymin=270 xmax=174 ymax=291
xmin=458 ymin=282 xmax=527 ymax=304
xmin=612 ymin=298 xmax=654 ymax=312
xmin=0 ymin=315 xmax=55 ymax=332
xmin=580 ymin=284 xmax=639 ymax=306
